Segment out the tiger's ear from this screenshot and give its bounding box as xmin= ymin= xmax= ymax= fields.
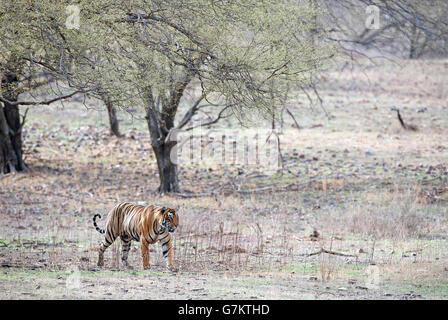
xmin=160 ymin=207 xmax=166 ymax=217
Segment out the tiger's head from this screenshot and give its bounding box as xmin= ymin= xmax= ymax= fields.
xmin=160 ymin=207 xmax=179 ymax=233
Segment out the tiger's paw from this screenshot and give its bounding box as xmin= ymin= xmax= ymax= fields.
xmin=167 ymin=266 xmax=178 ymax=273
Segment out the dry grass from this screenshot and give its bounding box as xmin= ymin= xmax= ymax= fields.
xmin=318 ymin=186 xmax=448 ymax=240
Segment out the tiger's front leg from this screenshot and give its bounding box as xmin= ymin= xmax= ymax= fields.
xmin=140 ymin=239 xmax=150 ymax=270
xmin=159 ymin=233 xmax=176 ymax=272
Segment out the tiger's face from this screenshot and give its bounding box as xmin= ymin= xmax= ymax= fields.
xmin=161 ymin=207 xmax=179 ymax=233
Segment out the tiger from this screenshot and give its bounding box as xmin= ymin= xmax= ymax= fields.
xmin=92 ymin=202 xmax=179 ymax=272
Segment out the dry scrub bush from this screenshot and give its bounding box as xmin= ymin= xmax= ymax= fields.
xmin=321 ymin=186 xmax=446 ymax=240
xmin=349 ymin=203 xmax=424 ymax=240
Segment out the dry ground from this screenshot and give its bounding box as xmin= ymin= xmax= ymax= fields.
xmin=1 ymin=58 xmax=448 ymax=299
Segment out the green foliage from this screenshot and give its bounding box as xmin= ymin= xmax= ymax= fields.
xmin=0 ymin=0 xmax=330 ymax=120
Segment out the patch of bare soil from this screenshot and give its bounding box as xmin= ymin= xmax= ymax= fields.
xmin=0 ymin=267 xmax=428 ymax=300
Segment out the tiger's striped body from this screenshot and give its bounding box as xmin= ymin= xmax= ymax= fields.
xmin=93 ymin=202 xmax=179 ymax=272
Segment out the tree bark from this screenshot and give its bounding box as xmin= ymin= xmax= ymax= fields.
xmin=145 ymin=95 xmax=180 ymax=194
xmin=106 ymin=102 xmax=121 ymax=137
xmin=0 ymin=100 xmax=26 ymax=173
xmin=0 ymin=64 xmax=27 ymax=174
xmin=409 ymin=23 xmax=418 ymax=59
xmin=152 ymin=140 xmax=179 ymax=194
xmin=142 ymin=69 xmax=195 ymax=193
xmin=102 ymin=96 xmax=121 ymax=137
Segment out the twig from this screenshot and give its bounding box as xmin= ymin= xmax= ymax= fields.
xmin=391 ymin=107 xmax=418 ymax=131
xmin=285 ymin=108 xmax=301 ymax=130
xmin=298 ymin=248 xmax=357 ymax=258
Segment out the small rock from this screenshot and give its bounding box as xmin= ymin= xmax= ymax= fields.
xmin=416 ymin=107 xmax=427 ymax=113
xmin=355 ymin=286 xmax=368 ymax=290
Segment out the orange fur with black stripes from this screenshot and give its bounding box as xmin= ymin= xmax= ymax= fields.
xmin=93 ymin=202 xmax=179 ymax=272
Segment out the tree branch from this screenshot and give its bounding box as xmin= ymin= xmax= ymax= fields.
xmin=175 ymin=94 xmax=206 ymax=130
xmin=184 ymin=104 xmax=233 ymax=131
xmin=0 ymin=90 xmax=84 ymax=106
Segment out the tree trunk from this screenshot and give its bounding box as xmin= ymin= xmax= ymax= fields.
xmin=409 ymin=23 xmax=417 ymax=59
xmin=152 ymin=140 xmax=179 ymax=194
xmin=0 ymin=100 xmax=26 ymax=174
xmin=103 ymin=97 xmax=121 ymax=137
xmin=145 ymin=102 xmax=180 ymax=194
xmin=1 ymin=62 xmax=26 ymax=174
xmin=408 ymin=20 xmax=425 ymax=59
xmin=142 ymin=69 xmax=195 ymax=193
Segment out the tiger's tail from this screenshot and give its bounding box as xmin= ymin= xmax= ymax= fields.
xmin=93 ymin=214 xmax=105 ymax=234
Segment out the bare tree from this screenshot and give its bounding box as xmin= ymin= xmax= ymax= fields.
xmin=320 ymin=0 xmax=448 ymax=58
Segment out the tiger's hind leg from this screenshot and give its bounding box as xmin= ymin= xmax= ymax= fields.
xmin=98 ymin=233 xmax=117 ymax=267
xmin=97 ymin=242 xmax=109 ymax=267
xmin=120 ymin=236 xmax=132 ymax=268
